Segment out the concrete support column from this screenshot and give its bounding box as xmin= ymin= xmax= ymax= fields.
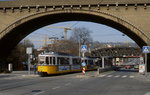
xmin=8 ymin=63 xmax=13 ymax=72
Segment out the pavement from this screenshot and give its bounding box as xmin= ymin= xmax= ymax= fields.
xmin=134 ymin=72 xmax=150 ymax=81
xmin=1 ymin=70 xmax=150 ymax=95
xmin=0 ymin=71 xmax=39 ymax=79
xmin=0 ymin=70 xmax=107 ymax=79
xmin=1 ymin=70 xmax=150 ymax=81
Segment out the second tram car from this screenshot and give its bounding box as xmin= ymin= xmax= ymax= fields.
xmin=37 ymin=52 xmax=97 ymax=76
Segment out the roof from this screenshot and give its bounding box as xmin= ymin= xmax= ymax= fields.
xmin=39 ymin=52 xmax=76 ymax=57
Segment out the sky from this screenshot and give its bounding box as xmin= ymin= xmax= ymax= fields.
xmin=24 ymin=21 xmax=135 ymax=48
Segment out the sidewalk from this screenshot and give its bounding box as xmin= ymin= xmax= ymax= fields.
xmin=1 ymin=70 xmax=150 ymax=81
xmin=12 ymin=71 xmax=35 ymax=74
xmin=135 ymin=72 xmax=150 ymax=81
xmin=0 ymin=71 xmax=39 ymax=79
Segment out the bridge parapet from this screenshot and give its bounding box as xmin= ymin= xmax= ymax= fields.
xmin=0 ymin=0 xmax=150 ymax=8
xmin=91 ymin=47 xmax=142 ymax=57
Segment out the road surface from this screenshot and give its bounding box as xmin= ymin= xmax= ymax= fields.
xmin=0 ymin=70 xmax=150 ymax=95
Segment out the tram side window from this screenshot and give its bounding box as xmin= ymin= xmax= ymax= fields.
xmin=53 ymin=57 xmax=55 ymax=65
xmin=85 ymin=60 xmax=88 ymax=65
xmin=50 ymin=57 xmax=52 ymax=65
xmin=88 ymin=60 xmax=94 ymax=65
xmin=46 ymin=57 xmax=49 ymax=64
xmin=57 ymin=57 xmax=69 ymax=65
xmin=64 ymin=58 xmax=69 ymax=65
xmin=73 ymin=58 xmax=81 ymax=65
xmin=58 ymin=57 xmax=61 ymax=65
xmin=48 ymin=57 xmax=55 ymax=65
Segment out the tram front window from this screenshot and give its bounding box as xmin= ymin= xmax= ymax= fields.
xmin=38 ymin=56 xmax=45 ymax=65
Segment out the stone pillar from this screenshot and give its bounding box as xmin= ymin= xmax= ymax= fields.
xmin=147 ymin=54 xmax=150 ymax=72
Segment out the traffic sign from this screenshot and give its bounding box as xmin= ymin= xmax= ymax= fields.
xmin=81 ymin=45 xmax=88 ymax=52
xmin=142 ymin=46 xmax=150 ymax=53
xmin=26 ymin=47 xmax=32 ymax=54
xmin=81 ymin=62 xmax=86 ymax=67
xmin=139 ymin=64 xmax=145 ymax=74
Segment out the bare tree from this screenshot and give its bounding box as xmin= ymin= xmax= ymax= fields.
xmin=69 ymin=27 xmax=93 ymax=56
xmin=70 ymin=27 xmax=93 ymax=45
xmin=46 ymin=27 xmax=93 ymax=56
xmin=48 ymin=40 xmax=79 ymax=55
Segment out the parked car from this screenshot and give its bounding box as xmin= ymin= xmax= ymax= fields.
xmin=134 ymin=65 xmax=139 ymax=69
xmin=124 ymin=65 xmax=132 ymax=69
xmin=112 ymin=66 xmax=121 ymax=71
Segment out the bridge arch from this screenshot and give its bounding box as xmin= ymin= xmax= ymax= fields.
xmin=0 ymin=9 xmax=148 ymax=57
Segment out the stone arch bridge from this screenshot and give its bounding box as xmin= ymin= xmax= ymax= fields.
xmin=0 ymin=0 xmax=150 ymax=70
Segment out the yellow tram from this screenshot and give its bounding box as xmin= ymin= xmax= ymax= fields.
xmin=37 ymin=52 xmax=97 ymax=76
